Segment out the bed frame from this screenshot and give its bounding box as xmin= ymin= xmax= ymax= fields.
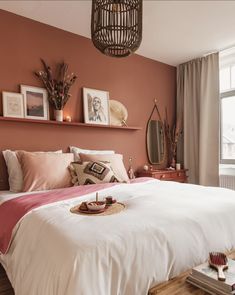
xmin=0 ymin=264 xmax=13 ymax=295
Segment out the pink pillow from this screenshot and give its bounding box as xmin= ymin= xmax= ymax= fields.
xmin=79 ymin=153 xmax=129 ymax=183
xmin=17 ymin=151 xmax=74 ymax=192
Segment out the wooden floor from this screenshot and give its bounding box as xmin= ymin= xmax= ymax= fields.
xmin=1 ymin=250 xmax=235 ymax=295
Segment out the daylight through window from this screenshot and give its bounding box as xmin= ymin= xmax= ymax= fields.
xmin=220 ymin=48 xmax=235 ymax=164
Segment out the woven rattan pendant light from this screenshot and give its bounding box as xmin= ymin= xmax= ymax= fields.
xmin=91 ymin=0 xmax=143 ymax=58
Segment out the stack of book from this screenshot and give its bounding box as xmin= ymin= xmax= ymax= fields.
xmin=186 ymin=258 xmax=235 ymax=295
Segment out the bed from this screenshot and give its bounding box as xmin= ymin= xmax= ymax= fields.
xmin=1 ymin=178 xmax=235 ymax=295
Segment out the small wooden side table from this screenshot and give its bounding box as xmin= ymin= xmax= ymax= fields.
xmin=148 ymin=250 xmax=235 ymax=295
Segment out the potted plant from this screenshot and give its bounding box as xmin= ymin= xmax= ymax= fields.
xmin=35 ymin=59 xmax=77 ymax=121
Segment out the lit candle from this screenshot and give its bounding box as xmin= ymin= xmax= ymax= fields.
xmin=65 ymin=115 xmax=71 ymax=122
xmin=176 ymin=163 xmax=181 ymax=170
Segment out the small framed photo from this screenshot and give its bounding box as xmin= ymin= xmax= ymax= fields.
xmin=21 ymin=85 xmax=49 ymax=120
xmin=2 ymin=92 xmax=24 ymax=118
xmin=83 ymin=87 xmax=110 ymax=125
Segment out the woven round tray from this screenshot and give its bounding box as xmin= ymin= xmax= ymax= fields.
xmin=70 ymin=202 xmax=125 ymax=216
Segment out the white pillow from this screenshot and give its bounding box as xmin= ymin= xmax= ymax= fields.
xmin=69 ymin=146 xmax=115 ymax=162
xmin=2 ymin=150 xmax=62 ymax=192
xmin=3 ymin=150 xmax=22 ymax=193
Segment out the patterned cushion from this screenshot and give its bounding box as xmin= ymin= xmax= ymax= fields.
xmin=69 ymin=161 xmax=121 ymax=185
xmin=79 ymin=153 xmax=129 ymax=183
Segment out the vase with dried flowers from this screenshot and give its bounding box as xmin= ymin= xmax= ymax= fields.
xmin=164 ymin=110 xmax=182 ymax=169
xmin=35 ymin=59 xmax=77 ymax=122
xmin=128 ymin=157 xmax=135 ymax=179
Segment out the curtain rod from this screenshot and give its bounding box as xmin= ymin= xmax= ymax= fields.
xmin=219 ymin=45 xmax=235 ymax=56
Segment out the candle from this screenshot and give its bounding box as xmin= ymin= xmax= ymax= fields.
xmin=176 ymin=163 xmax=181 ymax=170
xmin=96 ymin=192 xmax=98 ymax=202
xmin=65 ymin=115 xmax=71 ymax=122
xmin=143 ymin=165 xmax=149 ymax=171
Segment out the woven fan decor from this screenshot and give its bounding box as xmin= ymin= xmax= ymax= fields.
xmin=91 ymin=0 xmax=143 ymax=58
xmin=109 ymin=100 xmax=128 ymax=126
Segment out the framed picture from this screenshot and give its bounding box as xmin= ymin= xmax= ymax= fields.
xmin=83 ymin=88 xmax=110 ymax=125
xmin=21 ymin=85 xmax=49 ymax=120
xmin=2 ymin=92 xmax=24 ymax=118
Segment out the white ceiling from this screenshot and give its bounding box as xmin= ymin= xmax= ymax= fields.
xmin=1 ymin=0 xmax=235 ymax=66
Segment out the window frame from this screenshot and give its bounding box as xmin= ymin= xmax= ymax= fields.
xmin=220 ymin=89 xmax=235 ymax=164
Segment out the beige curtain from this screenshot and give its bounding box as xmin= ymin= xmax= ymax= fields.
xmin=177 ymin=53 xmax=220 ymax=186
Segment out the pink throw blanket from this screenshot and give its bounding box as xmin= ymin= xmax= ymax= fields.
xmin=0 ymin=178 xmax=150 ymax=254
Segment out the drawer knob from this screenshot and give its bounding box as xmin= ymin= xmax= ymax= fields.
xmin=160 ymin=174 xmax=166 ymax=179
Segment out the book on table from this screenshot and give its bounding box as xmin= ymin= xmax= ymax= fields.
xmin=187 ymin=274 xmax=234 ymax=295
xmin=186 ymin=258 xmax=235 ymax=294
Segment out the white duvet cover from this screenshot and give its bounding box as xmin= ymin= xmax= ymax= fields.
xmin=1 ymin=179 xmax=235 ymax=295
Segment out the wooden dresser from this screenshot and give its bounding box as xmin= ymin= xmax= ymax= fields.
xmin=138 ymin=169 xmax=188 ymax=183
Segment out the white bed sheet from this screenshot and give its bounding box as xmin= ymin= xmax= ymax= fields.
xmin=1 ymin=180 xmax=235 ymax=295
xmin=0 ymin=190 xmax=14 ymax=204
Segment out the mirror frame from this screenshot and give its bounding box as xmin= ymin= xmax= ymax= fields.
xmin=146 ymin=100 xmax=166 ymax=165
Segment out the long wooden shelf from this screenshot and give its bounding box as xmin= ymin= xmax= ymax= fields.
xmin=0 ymin=116 xmax=142 ymax=131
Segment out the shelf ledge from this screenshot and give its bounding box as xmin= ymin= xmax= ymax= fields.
xmin=0 ymin=116 xmax=142 ymax=131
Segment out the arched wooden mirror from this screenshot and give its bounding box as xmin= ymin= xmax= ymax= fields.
xmin=146 ymin=100 xmax=165 ymax=165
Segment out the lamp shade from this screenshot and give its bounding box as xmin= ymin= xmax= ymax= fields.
xmin=91 ymin=0 xmax=143 ymax=58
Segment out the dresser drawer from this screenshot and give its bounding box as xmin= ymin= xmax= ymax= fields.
xmin=154 ymin=173 xmax=173 ymax=181
xmin=138 ymin=169 xmax=188 ymax=183
xmin=176 ymin=171 xmax=186 ymax=178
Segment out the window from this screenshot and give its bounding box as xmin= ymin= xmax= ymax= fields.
xmin=220 ymin=50 xmax=235 ymax=164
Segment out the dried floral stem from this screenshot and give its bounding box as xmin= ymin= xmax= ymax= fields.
xmin=35 ymin=59 xmax=77 ymax=110
xmin=164 ymin=108 xmax=182 ymax=164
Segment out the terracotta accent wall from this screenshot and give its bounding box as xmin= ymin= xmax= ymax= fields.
xmin=0 ymin=9 xmax=176 ymax=190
